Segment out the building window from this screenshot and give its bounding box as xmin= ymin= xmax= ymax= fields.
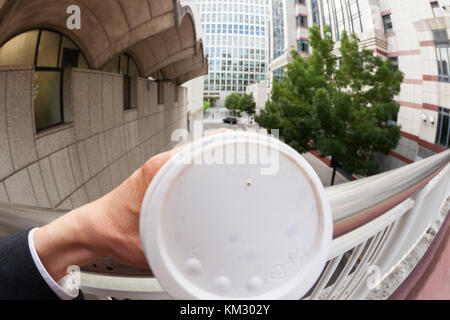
xmin=0 ymin=29 xmax=89 ymax=132
xmin=389 ymin=57 xmax=399 ymax=72
xmin=433 ymin=29 xmax=449 ymax=46
xmin=0 ymin=30 xmax=39 ymax=66
xmin=297 ymin=40 xmax=309 ymax=53
xmin=272 ymin=0 xmax=285 ymax=59
xmin=311 ymin=0 xmax=321 ymax=27
xmin=199 ymin=0 xmax=269 ymax=97
xmin=436 ymin=107 xmax=450 ymax=148
xmin=322 ymin=0 xmax=334 ymax=40
xmin=297 ymin=15 xmax=308 ymax=28
xmin=174 ymin=84 xmax=179 ymax=103
xmin=437 ymin=46 xmax=450 ymax=82
xmin=273 ymin=66 xmax=285 ymax=82
xmin=104 ymin=53 xmax=140 ymax=110
xmin=431 ymin=1 xmax=444 ymax=17
xmin=382 ymin=14 xmax=394 ymax=34
xmin=158 ymin=81 xmax=164 ymax=105
xmin=435 ymin=30 xmax=450 ymax=83
xmin=121 ymin=54 xmax=140 ymax=110
xmin=333 ymin=0 xmax=346 ymax=41
xmin=296 ymin=0 xmax=306 ymax=5
xmin=347 ymin=0 xmax=363 ymax=35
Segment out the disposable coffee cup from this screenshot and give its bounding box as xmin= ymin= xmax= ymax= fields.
xmin=140 ymin=131 xmax=332 ymax=300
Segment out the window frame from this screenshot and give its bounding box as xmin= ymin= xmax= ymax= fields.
xmin=0 ymin=28 xmax=91 ymax=132
xmin=389 ymin=57 xmax=399 ymax=72
xmin=33 ymin=30 xmax=65 ymax=132
xmin=382 ymin=14 xmax=394 ymax=34
xmin=433 ymin=29 xmax=449 ymax=46
xmin=297 ymin=39 xmax=309 ymax=53
xmin=174 ymin=84 xmax=179 ymax=103
xmin=297 ymin=15 xmax=308 ymax=28
xmin=157 ymin=81 xmax=165 ymax=105
xmin=119 ymin=54 xmax=140 ymax=110
xmin=436 ymin=107 xmax=450 ymax=148
xmin=435 ymin=31 xmax=450 ymax=83
xmin=103 ymin=53 xmax=141 ymax=110
xmin=431 ymin=1 xmax=444 ymax=17
xmin=121 ymin=55 xmax=132 ymax=110
xmin=33 ymin=29 xmax=88 ymax=132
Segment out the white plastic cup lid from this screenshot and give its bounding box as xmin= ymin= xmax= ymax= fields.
xmin=140 ymin=131 xmax=332 ymax=300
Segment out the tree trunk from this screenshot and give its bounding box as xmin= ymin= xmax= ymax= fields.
xmin=330 ymin=156 xmax=338 ymax=186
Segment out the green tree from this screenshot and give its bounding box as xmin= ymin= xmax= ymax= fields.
xmin=240 ymin=93 xmax=257 ymax=116
xmin=225 ymin=93 xmax=242 ymax=117
xmin=203 ymin=100 xmax=211 ymax=112
xmin=256 ymin=25 xmax=404 ymax=185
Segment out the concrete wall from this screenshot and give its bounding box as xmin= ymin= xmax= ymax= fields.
xmin=246 ymin=82 xmax=270 ymax=114
xmin=0 ymin=66 xmax=188 ymax=210
xmin=183 ymin=76 xmax=204 ymax=139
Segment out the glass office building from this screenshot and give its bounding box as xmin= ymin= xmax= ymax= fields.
xmin=272 ymin=0 xmax=285 ymax=60
xmin=321 ymin=0 xmax=363 ymax=41
xmin=196 ymin=0 xmax=269 ymax=107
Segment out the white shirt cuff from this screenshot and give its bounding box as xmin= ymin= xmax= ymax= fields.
xmin=28 ymin=228 xmax=80 ymax=300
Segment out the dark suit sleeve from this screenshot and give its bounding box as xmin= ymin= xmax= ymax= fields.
xmin=0 ymin=230 xmax=84 ymax=300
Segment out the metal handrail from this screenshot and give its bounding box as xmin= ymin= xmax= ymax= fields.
xmin=0 ymin=203 xmax=65 ymax=236
xmin=328 ymin=150 xmax=450 ymax=236
xmin=1 ymin=150 xmax=448 ymax=233
xmin=0 ymin=149 xmax=449 ymax=277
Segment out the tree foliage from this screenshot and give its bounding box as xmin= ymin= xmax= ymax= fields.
xmin=225 ymin=93 xmax=257 ymax=117
xmin=240 ymin=93 xmax=257 ymax=116
xmin=225 ymin=93 xmax=242 ymax=117
xmin=203 ymin=100 xmax=211 ymax=112
xmin=256 ymin=25 xmax=404 ymax=177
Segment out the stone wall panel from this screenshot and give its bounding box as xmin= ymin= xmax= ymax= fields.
xmin=6 ymin=70 xmax=37 ymax=170
xmin=0 ymin=69 xmax=190 ymax=210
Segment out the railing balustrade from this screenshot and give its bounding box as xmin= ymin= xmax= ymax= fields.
xmin=1 ymin=150 xmax=449 ymax=300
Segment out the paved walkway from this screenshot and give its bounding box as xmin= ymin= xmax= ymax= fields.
xmin=368 ymin=200 xmax=450 ymax=300
xmin=406 ymin=210 xmax=450 ymax=299
xmin=390 ymin=206 xmax=450 ymax=300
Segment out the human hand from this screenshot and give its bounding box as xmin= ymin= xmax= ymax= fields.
xmin=34 ymin=129 xmax=228 ymax=281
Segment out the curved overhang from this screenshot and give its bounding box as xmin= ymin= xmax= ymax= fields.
xmin=129 ymin=13 xmax=201 ymax=78
xmin=159 ymin=42 xmax=208 ymax=84
xmin=0 ymin=0 xmax=208 ymax=80
xmin=176 ymin=63 xmax=209 ymax=85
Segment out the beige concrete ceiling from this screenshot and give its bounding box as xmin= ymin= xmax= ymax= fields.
xmin=0 ymin=0 xmax=207 ymax=83
xmin=160 ymin=42 xmax=208 ymax=85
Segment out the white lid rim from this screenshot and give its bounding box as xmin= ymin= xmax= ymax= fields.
xmin=140 ymin=132 xmax=332 ymax=300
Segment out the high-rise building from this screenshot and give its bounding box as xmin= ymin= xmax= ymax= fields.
xmin=196 ymin=0 xmax=270 ymax=107
xmin=249 ymin=0 xmax=314 ymax=112
xmin=264 ymin=0 xmax=450 ymax=173
xmin=267 ymin=0 xmax=301 ymax=88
